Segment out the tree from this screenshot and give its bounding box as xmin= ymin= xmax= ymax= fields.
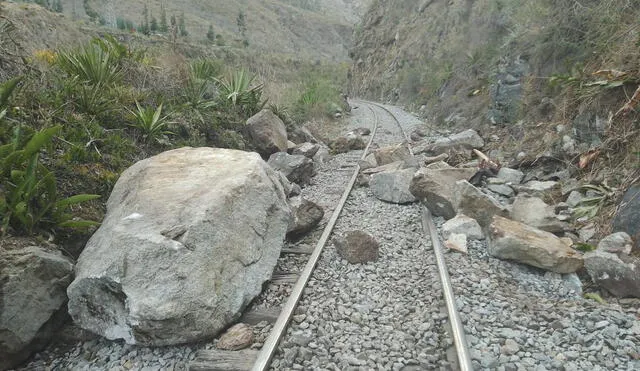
xmin=160 ymin=4 xmax=168 ymax=32
xmin=150 ymin=16 xmax=158 ymax=32
xmin=207 ymin=25 xmax=215 ymax=42
xmin=139 ymin=4 xmax=150 ymax=35
xmin=236 ymin=11 xmax=247 ymax=38
xmin=53 ymin=0 xmax=63 ymax=12
xmin=178 ymin=12 xmax=188 ymax=36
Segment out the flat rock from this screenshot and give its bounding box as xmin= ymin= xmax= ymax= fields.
xmin=409 ymin=168 xmax=477 ymax=219
xmin=216 ymin=323 xmax=254 ymax=351
xmin=329 ymin=133 xmax=366 ymax=154
xmin=292 ymin=142 xmax=320 ymax=158
xmin=246 ymin=109 xmax=288 ymax=157
xmin=370 ymin=168 xmax=417 ymax=204
xmin=511 ymin=196 xmax=568 ymax=233
xmin=442 ymin=214 xmax=484 ymax=240
xmin=268 ymin=152 xmax=315 ymax=185
xmin=514 ymin=180 xmax=562 ymax=204
xmin=334 ymin=231 xmax=379 ymax=264
xmin=488 ymin=216 xmax=584 ymax=273
xmin=487 ymin=183 xmax=515 ymax=197
xmin=424 ymin=160 xmax=454 ymax=170
xmin=0 ymin=246 xmax=74 ymax=370
xmin=597 ymin=232 xmax=633 ymax=255
xmin=423 ymin=129 xmax=484 ymax=155
xmin=67 ymin=148 xmax=291 ymax=346
xmin=453 ymin=180 xmax=509 ymax=228
xmin=497 ymin=167 xmax=524 ymax=184
xmin=373 ymin=143 xmax=412 ymax=166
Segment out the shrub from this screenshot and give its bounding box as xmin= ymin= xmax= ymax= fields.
xmin=0 ymin=125 xmax=100 ymax=235
xmin=56 ymin=43 xmax=123 ymax=86
xmin=128 ymin=101 xmax=173 ymax=143
xmin=215 ymin=69 xmax=264 ymax=115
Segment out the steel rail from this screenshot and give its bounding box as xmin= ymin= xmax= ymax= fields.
xmin=251 ymin=102 xmax=380 ymax=371
xmin=363 ymin=100 xmax=473 ymax=371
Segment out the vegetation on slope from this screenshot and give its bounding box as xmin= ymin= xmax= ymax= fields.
xmin=0 ymin=2 xmax=349 ymax=252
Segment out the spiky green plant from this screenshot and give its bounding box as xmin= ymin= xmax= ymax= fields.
xmin=0 ymin=76 xmax=21 ymax=120
xmin=0 ymin=125 xmax=100 ymax=235
xmin=128 ymin=101 xmax=173 ymax=143
xmin=216 ymin=69 xmax=264 ymax=108
xmin=56 ymin=44 xmax=122 ymax=86
xmin=571 ymin=183 xmax=616 ymax=220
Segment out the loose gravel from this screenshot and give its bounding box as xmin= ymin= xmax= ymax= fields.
xmin=16 ymin=101 xmax=640 ymax=371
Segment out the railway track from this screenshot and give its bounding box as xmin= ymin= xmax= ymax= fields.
xmin=189 ymin=101 xmax=471 ymax=370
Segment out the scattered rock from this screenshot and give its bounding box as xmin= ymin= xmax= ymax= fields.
xmin=579 ymin=223 xmax=597 ymax=243
xmin=423 ymin=153 xmax=449 ymax=165
xmin=268 ymin=152 xmax=315 ymax=185
xmin=292 ymin=142 xmax=320 ymax=158
xmin=442 ymin=214 xmax=484 ymax=240
xmin=487 ymin=183 xmax=515 ymax=197
xmin=584 ymin=250 xmax=640 ymax=298
xmin=445 ymin=233 xmax=468 ymax=254
xmin=565 ymin=190 xmax=584 ymax=208
xmin=373 ymin=143 xmax=412 ymax=166
xmin=334 ymin=231 xmax=379 ymax=264
xmin=513 ymin=180 xmax=562 ymax=203
xmin=501 ymin=339 xmax=520 ymax=355
xmin=511 ymin=196 xmax=568 ymax=233
xmin=216 ymin=323 xmax=254 ymax=351
xmin=497 ymin=167 xmax=524 ymax=184
xmin=361 ymin=160 xmax=405 ymax=175
xmin=312 ymin=146 xmax=331 ymax=167
xmin=423 ymin=129 xmax=485 ymax=155
xmin=488 ymin=216 xmax=584 ymax=273
xmin=612 ymin=185 xmax=640 ymax=249
xmin=329 ymin=134 xmax=366 ymax=154
xmin=349 ymin=127 xmax=371 ymax=136
xmin=288 ymin=126 xmax=320 ymax=144
xmin=597 ymin=232 xmax=633 ymax=255
xmin=287 ymin=196 xmax=324 ymax=239
xmin=370 ymin=168 xmax=417 ymax=204
xmin=453 ymin=180 xmax=509 ymax=228
xmin=424 ymin=161 xmax=454 ymax=170
xmin=246 ymin=109 xmax=288 ymax=157
xmin=409 ymin=168 xmax=477 ymax=219
xmin=67 ymin=148 xmax=291 ymax=346
xmin=0 ymin=246 xmax=74 ymax=370
xmin=358 ymin=153 xmax=378 ymax=171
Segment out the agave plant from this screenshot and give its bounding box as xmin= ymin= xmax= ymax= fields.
xmin=215 ymin=69 xmax=264 ymax=113
xmin=0 ymin=125 xmax=100 ymax=235
xmin=571 ymin=183 xmax=616 ymax=220
xmin=56 ymin=44 xmax=122 ymax=86
xmin=128 ymin=101 xmax=173 ymax=143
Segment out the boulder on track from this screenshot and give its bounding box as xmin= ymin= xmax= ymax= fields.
xmin=246 ymin=109 xmax=289 ymax=157
xmin=584 ymin=232 xmax=640 ymax=298
xmin=373 ymin=143 xmax=412 ymax=166
xmin=0 ymin=246 xmax=74 ymax=371
xmin=409 ymin=168 xmax=477 ymax=219
xmin=416 ymin=129 xmax=484 ymax=155
xmin=488 ymin=216 xmax=583 ymax=273
xmin=286 ymin=196 xmax=324 ymax=239
xmin=452 ymin=180 xmax=509 ymax=227
xmin=370 ymin=168 xmax=417 ymax=204
xmin=334 ymin=231 xmax=379 ymax=264
xmin=268 ymin=152 xmax=315 ymax=186
xmin=67 ymin=148 xmax=291 ymax=346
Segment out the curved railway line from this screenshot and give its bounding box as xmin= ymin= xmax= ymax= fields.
xmin=191 ymin=101 xmax=472 ymax=370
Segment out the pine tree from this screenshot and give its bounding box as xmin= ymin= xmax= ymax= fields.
xmin=140 ymin=4 xmax=150 ymax=35
xmin=160 ymin=5 xmax=168 ymax=32
xmin=178 ymin=12 xmax=188 ymax=36
xmin=53 ymin=0 xmax=63 ymax=12
xmin=207 ymin=25 xmax=215 ymax=42
xmin=236 ymin=11 xmax=247 ymax=39
xmin=150 ymin=15 xmax=158 ymax=32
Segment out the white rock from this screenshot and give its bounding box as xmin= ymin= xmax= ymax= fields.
xmin=441 ymin=214 xmax=484 ymax=240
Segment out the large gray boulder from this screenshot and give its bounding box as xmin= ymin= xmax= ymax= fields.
xmin=67 ymin=148 xmax=291 ymax=346
xmin=373 ymin=143 xmax=412 ymax=166
xmin=584 ymin=232 xmax=640 ymax=298
xmin=511 ymin=195 xmax=568 ymax=233
xmin=267 ymin=152 xmax=315 ymax=186
xmin=246 ymin=109 xmax=288 ymax=157
xmin=488 ymin=216 xmax=583 ymax=273
xmin=409 ymin=168 xmax=477 ymax=218
xmin=417 ymin=129 xmax=484 ymax=155
xmin=452 ymin=180 xmax=509 ymax=227
xmin=612 ymin=185 xmax=640 ymax=249
xmin=1 ymin=246 xmax=74 ymax=370
xmin=370 ymin=168 xmax=417 ymax=204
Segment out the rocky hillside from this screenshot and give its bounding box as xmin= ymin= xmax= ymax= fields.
xmin=42 ymin=0 xmax=372 ymax=61
xmin=350 ymin=0 xmax=639 ymax=230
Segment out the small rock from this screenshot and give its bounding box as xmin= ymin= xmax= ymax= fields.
xmin=217 ymin=323 xmax=254 ymax=350
xmin=497 ymin=167 xmax=524 ymax=185
xmin=442 ymin=214 xmax=484 ymax=240
xmin=501 ymin=339 xmax=520 ymax=355
xmin=334 ymin=231 xmax=379 ymax=264
xmin=487 ymin=184 xmax=515 ymax=197
xmin=445 ymin=233 xmax=468 ymax=254
xmin=597 ymin=232 xmax=633 ymax=255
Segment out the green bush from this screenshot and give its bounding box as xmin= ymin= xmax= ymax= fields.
xmin=127 ymin=101 xmax=173 ymax=143
xmin=0 ymin=125 xmax=100 ymax=235
xmin=56 ymin=43 xmax=123 ymax=86
xmin=215 ymin=69 xmax=264 ymax=115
